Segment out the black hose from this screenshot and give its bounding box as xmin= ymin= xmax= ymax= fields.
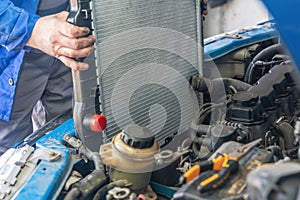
xmin=192 ymin=137 xmax=213 ymax=160
xmin=294 ymin=120 xmax=300 ymax=159
xmin=189 ymin=119 xmax=211 ymax=135
xmin=64 ymin=188 xmax=81 ymax=200
xmin=192 ymin=77 xmax=251 ymax=93
xmin=220 ymin=78 xmax=252 ymax=92
xmin=73 ymin=170 xmax=108 ymax=200
xmin=266 ymin=145 xmax=284 ymax=161
xmin=89 ymin=152 xmax=105 ymax=172
xmin=63 ymin=134 xmax=105 ymax=172
xmin=63 ymin=134 xmax=108 ymax=200
xmin=244 ymin=43 xmax=285 ymax=84
xmin=277 ymin=122 xmax=296 ymax=150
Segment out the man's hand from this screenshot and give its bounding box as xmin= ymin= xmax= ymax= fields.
xmin=26 ymin=11 xmax=96 ymax=71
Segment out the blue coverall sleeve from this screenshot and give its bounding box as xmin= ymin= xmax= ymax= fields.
xmin=0 ymin=0 xmax=40 ymax=51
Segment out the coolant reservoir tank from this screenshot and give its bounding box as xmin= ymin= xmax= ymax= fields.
xmin=100 ymin=124 xmax=159 ymax=191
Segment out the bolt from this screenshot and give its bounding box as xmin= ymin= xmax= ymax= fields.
xmin=177 ymin=146 xmax=182 ymax=152
xmin=274 ymin=99 xmax=281 ymax=105
xmin=64 ymin=133 xmax=71 ymax=140
xmin=0 ymin=193 xmax=6 ymax=199
xmin=49 ymin=152 xmax=57 ymax=157
xmin=129 ymin=193 xmax=137 ymax=200
xmin=106 ymin=194 xmax=113 ymax=200
xmin=155 ymin=158 xmax=163 ymax=165
xmin=236 ymin=136 xmax=243 ymax=142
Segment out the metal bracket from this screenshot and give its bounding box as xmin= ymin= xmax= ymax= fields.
xmin=28 ymin=148 xmax=61 ymax=164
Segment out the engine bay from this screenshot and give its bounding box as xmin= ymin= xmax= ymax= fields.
xmin=0 ymin=5 xmax=300 ymax=200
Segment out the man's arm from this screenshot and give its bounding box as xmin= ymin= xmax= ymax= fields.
xmin=0 ymin=1 xmax=40 ymax=51
xmin=0 ymin=1 xmax=95 ymax=71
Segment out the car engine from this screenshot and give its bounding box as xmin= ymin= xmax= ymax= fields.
xmin=0 ymin=1 xmax=299 ymax=200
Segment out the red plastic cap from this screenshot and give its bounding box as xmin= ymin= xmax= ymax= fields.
xmin=90 ymin=114 xmax=107 ymax=132
xmin=137 ymin=194 xmax=146 ymax=200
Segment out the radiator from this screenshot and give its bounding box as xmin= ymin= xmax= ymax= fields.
xmin=92 ymin=0 xmax=202 ymax=144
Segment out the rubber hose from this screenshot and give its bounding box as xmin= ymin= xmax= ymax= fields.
xmin=266 ymin=145 xmax=284 ymax=160
xmin=64 ymin=188 xmax=81 ymax=200
xmin=216 ymin=78 xmax=252 ymax=92
xmin=278 ymin=122 xmax=296 ymax=150
xmin=67 ymin=170 xmax=108 ymax=200
xmin=63 ymin=135 xmax=108 ymax=200
xmin=193 ymin=77 xmax=251 ymax=93
xmin=189 ymin=119 xmax=211 ymax=135
xmin=294 ymin=120 xmax=300 ymax=159
xmin=244 ymin=43 xmax=284 ymax=84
